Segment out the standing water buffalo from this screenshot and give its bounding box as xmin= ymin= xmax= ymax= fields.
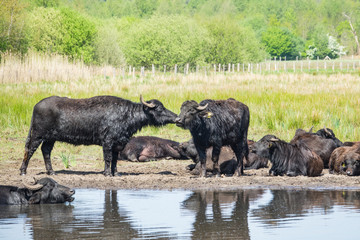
xmin=250 ymin=135 xmax=323 ymax=177
xmin=175 ymin=98 xmax=250 ymax=177
xmin=329 ymin=142 xmax=360 ymax=176
xmin=20 ymin=95 xmax=177 ymax=176
xmin=0 ymin=178 xmax=75 ymax=205
xmin=290 ymin=127 xmax=343 ymax=168
xmin=118 ymin=136 xmax=188 ymax=162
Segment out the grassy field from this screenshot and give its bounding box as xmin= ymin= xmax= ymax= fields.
xmin=1 ymin=54 xmax=360 ymax=168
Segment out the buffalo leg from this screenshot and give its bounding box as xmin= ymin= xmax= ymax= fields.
xmin=211 ymin=146 xmax=221 ymax=177
xmin=111 ymin=149 xmax=118 ymax=176
xmin=41 ymin=140 xmax=55 ymax=175
xmin=196 ymin=147 xmax=207 ymax=177
xmin=103 ymin=144 xmax=113 ymax=176
xmin=20 ymin=137 xmax=43 ymax=175
xmin=231 ymin=143 xmax=246 ymax=177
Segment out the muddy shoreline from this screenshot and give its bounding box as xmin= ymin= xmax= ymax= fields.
xmin=1 ymin=157 xmax=360 ymax=191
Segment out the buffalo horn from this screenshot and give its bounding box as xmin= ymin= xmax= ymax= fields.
xmin=324 ymin=127 xmax=331 ymax=135
xmin=309 ymin=126 xmax=313 ymax=133
xmin=269 ymin=138 xmax=279 ymax=142
xmin=196 ymin=103 xmax=208 ymax=111
xmin=22 ymin=178 xmax=44 ymax=191
xmin=140 ymin=95 xmax=155 ymax=108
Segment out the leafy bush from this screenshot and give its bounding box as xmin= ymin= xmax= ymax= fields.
xmin=261 ymin=26 xmax=303 ymax=59
xmin=119 ymin=15 xmax=210 ymax=67
xmin=203 ymin=16 xmax=266 ymax=64
xmin=28 ymin=7 xmax=96 ymax=63
xmin=93 ymin=21 xmax=126 ymax=67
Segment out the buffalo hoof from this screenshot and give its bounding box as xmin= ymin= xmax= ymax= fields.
xmin=20 ymin=171 xmax=26 ymax=176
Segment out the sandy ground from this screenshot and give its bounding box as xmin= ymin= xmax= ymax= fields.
xmin=1 ymin=156 xmax=360 ymax=191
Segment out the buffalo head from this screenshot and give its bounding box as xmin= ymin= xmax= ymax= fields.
xmin=340 ymin=153 xmax=360 ymax=176
xmin=140 ymin=95 xmax=177 ymax=126
xmin=249 ymin=135 xmax=279 ymax=159
xmin=175 ymin=100 xmax=210 ymax=129
xmin=23 ymin=178 xmax=75 ymax=204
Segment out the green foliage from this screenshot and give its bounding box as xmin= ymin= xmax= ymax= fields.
xmin=29 ymin=7 xmax=96 ymax=63
xmin=119 ymin=15 xmax=209 ymax=67
xmin=204 ymin=16 xmax=266 ymax=64
xmin=93 ymin=21 xmax=126 ymax=67
xmin=261 ymin=27 xmax=303 ymax=59
xmin=4 ymin=0 xmax=360 ymax=65
xmin=0 ymin=0 xmax=29 ymax=55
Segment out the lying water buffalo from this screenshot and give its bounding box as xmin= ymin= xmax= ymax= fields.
xmin=180 ymin=139 xmax=268 ymax=175
xmin=329 ymin=142 xmax=360 ymax=176
xmin=20 ymin=95 xmax=177 ymax=176
xmin=0 ymin=178 xmax=75 ymax=205
xmin=118 ymin=136 xmax=188 ymax=162
xmin=290 ymin=127 xmax=343 ymax=168
xmin=175 ymin=98 xmax=250 ymax=177
xmin=250 ymin=135 xmax=323 ymax=177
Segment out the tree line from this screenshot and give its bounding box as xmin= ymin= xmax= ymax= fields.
xmin=1 ymin=0 xmax=359 ymax=67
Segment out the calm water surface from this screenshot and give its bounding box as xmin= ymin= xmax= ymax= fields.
xmin=0 ymin=188 xmax=360 ymax=239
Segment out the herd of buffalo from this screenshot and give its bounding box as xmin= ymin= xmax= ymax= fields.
xmin=1 ymin=95 xmax=359 ymax=205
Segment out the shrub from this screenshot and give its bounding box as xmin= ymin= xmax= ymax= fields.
xmin=119 ymin=15 xmax=210 ymax=67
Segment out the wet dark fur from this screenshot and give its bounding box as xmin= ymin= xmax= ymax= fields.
xmin=329 ymin=142 xmax=360 ymax=176
xmin=20 ymin=96 xmax=177 ymax=176
xmin=118 ymin=136 xmax=188 ymax=162
xmin=176 ymin=98 xmax=250 ymax=177
xmin=290 ymin=127 xmax=343 ymax=168
xmin=251 ymin=135 xmax=323 ymax=177
xmin=0 ymin=178 xmax=74 ymax=205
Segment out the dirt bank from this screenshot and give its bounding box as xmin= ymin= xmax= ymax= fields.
xmin=1 ymin=156 xmax=360 ymax=191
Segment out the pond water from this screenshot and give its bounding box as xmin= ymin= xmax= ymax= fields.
xmin=1 ymin=188 xmax=360 ymax=240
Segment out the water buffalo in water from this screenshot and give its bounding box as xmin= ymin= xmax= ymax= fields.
xmin=20 ymin=95 xmax=177 ymax=176
xmin=118 ymin=136 xmax=188 ymax=162
xmin=329 ymin=142 xmax=360 ymax=176
xmin=290 ymin=127 xmax=343 ymax=168
xmin=175 ymin=98 xmax=250 ymax=177
xmin=180 ymin=139 xmax=268 ymax=175
xmin=0 ymin=178 xmax=75 ymax=205
xmin=250 ymin=135 xmax=323 ymax=177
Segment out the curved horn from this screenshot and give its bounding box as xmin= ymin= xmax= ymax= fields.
xmin=324 ymin=127 xmax=331 ymax=135
xmin=22 ymin=178 xmax=44 ymax=191
xmin=309 ymin=126 xmax=314 ymax=133
xmin=140 ymin=95 xmax=155 ymax=108
xmin=196 ymin=103 xmax=208 ymax=111
xmin=270 ymin=138 xmax=279 ymax=142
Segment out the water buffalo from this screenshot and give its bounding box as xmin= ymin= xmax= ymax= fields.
xmin=0 ymin=178 xmax=75 ymax=205
xmin=180 ymin=139 xmax=268 ymax=175
xmin=329 ymin=142 xmax=360 ymax=176
xmin=250 ymin=135 xmax=323 ymax=177
xmin=290 ymin=127 xmax=343 ymax=168
xmin=20 ymin=95 xmax=177 ymax=176
xmin=175 ymin=98 xmax=249 ymax=177
xmin=118 ymin=136 xmax=188 ymax=162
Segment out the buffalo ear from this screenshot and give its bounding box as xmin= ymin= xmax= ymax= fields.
xmin=200 ymin=111 xmax=213 ymax=119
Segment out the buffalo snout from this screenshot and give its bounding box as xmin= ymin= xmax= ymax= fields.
xmin=175 ymin=117 xmax=183 ymax=127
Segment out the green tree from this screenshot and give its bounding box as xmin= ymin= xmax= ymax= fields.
xmin=0 ymin=0 xmax=29 ymax=54
xmin=119 ymin=15 xmax=209 ymax=67
xmin=28 ymin=7 xmax=96 ymax=63
xmin=261 ymin=26 xmax=303 ymax=59
xmin=204 ymin=16 xmax=266 ymax=64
